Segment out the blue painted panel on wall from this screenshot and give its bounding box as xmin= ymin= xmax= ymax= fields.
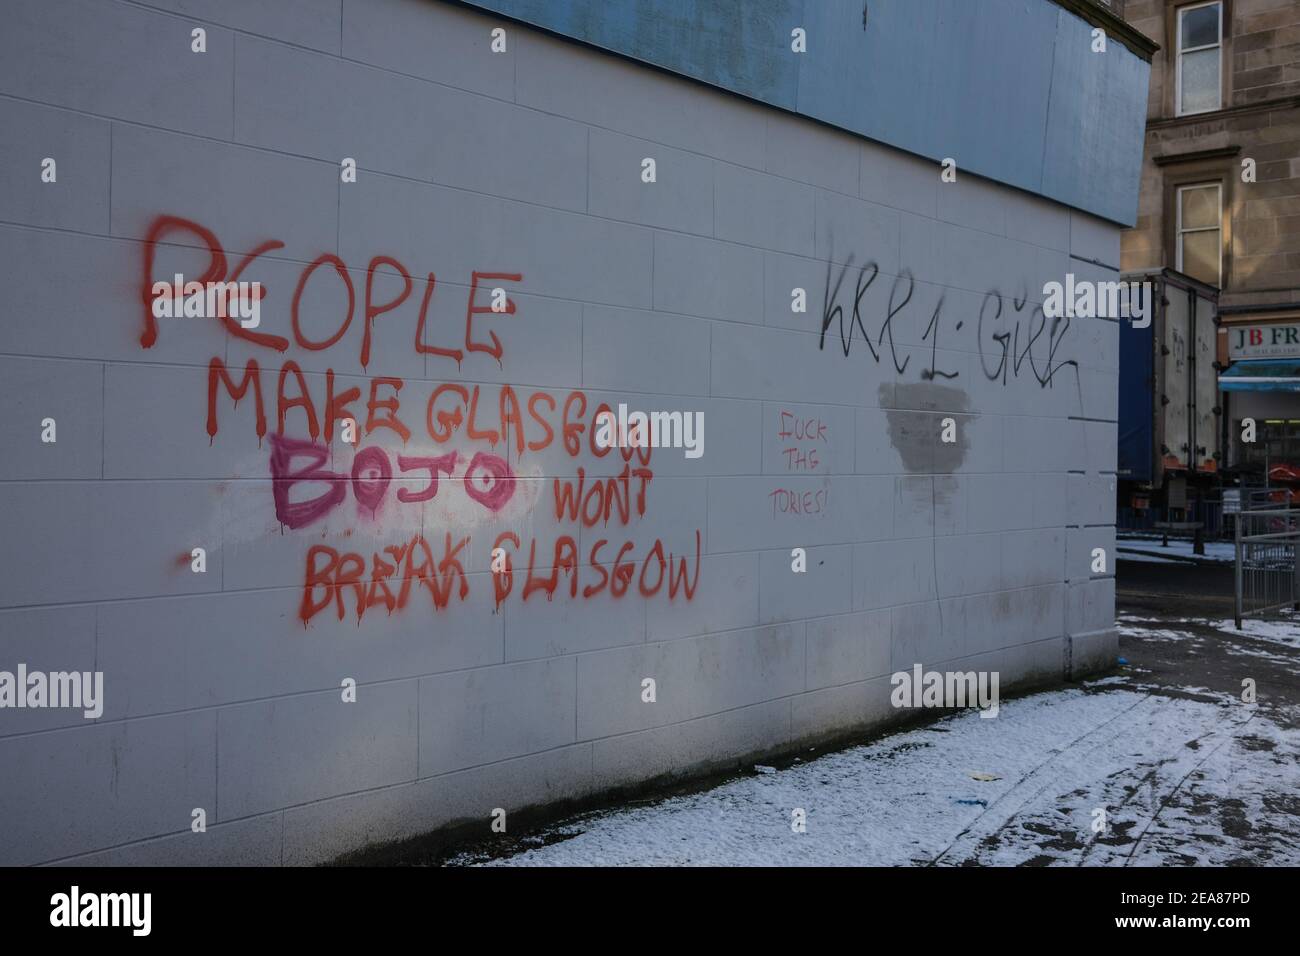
xmin=1042 ymin=9 xmax=1149 ymax=230
xmin=794 ymin=0 xmax=942 ymax=159
xmin=470 ymin=0 xmax=804 ymax=106
xmin=462 ymin=0 xmax=1150 ymax=225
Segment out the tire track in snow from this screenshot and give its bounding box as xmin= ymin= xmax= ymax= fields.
xmin=927 ymin=691 xmax=1160 ymax=865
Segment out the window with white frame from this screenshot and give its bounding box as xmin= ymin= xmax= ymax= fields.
xmin=1176 ymin=183 xmax=1222 ymax=287
xmin=1177 ymin=2 xmax=1222 ymax=115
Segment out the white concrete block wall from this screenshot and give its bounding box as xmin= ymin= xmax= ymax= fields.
xmin=0 ymin=0 xmax=1119 ymax=865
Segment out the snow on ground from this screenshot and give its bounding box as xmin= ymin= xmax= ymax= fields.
xmin=453 ymin=680 xmax=1300 ymax=867
xmin=1208 ymin=614 xmax=1300 ymax=648
xmin=1115 ymin=618 xmax=1194 ymax=641
xmin=1119 ymin=616 xmax=1300 ymax=678
xmin=1118 ymin=611 xmax=1299 ymax=661
xmin=1117 ymin=537 xmax=1237 ymax=564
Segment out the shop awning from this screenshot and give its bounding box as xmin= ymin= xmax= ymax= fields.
xmin=1219 ymin=359 xmax=1300 ymax=392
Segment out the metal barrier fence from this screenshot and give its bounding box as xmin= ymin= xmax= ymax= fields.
xmin=1234 ymin=507 xmax=1300 ymax=629
xmin=1117 ymin=487 xmax=1297 ymax=542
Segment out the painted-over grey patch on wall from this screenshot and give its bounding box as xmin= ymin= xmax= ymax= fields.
xmin=883 ymin=383 xmax=971 ymax=474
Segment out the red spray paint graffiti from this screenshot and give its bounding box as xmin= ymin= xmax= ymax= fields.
xmin=140 ymin=213 xmax=703 ymax=626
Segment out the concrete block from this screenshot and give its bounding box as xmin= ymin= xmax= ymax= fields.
xmin=281 ymin=742 xmax=595 ymax=864
xmin=715 ymin=163 xmax=815 ymax=256
xmin=1003 ymin=190 xmax=1071 ymax=251
xmin=644 ymin=551 xmax=760 ymax=643
xmin=935 ymin=221 xmax=1023 ymax=298
xmin=217 ymin=680 xmax=418 ymax=819
xmin=710 ymin=323 xmax=886 ymax=406
xmin=591 ymin=697 xmax=792 ymax=791
xmin=815 ymin=191 xmax=901 ymax=274
xmin=894 ymin=475 xmax=936 ymax=539
xmin=965 ymin=474 xmax=1036 ymax=533
xmin=1001 ymin=528 xmax=1067 ymax=589
xmin=1070 ymin=211 xmax=1122 ymax=269
xmin=112 ymin=121 xmax=337 ymax=255
xmin=233 ymin=36 xmax=437 ymax=182
xmin=0 ymin=711 xmax=216 ymax=866
xmin=454 ymin=289 xmax=584 ymax=390
xmin=899 ymin=212 xmax=943 ymax=286
xmin=1032 ymin=473 xmax=1069 ymax=528
xmin=0 ymin=605 xmax=97 ymax=737
xmin=766 ymin=112 xmax=859 ymax=196
xmin=933 ymin=475 xmax=968 ymax=537
xmin=514 ymin=30 xmax=767 ymax=167
xmin=1084 ymin=420 xmax=1118 ymax=474
xmin=758 ymin=544 xmax=853 ymax=624
xmin=0 ymin=480 xmax=224 ymax=608
xmin=0 ymin=0 xmax=234 ymax=138
xmin=0 ymin=98 xmax=109 ymax=233
xmin=339 ymin=173 xmax=654 ymax=309
xmin=1067 ymin=472 xmax=1116 ymax=527
xmin=504 ymin=587 xmax=645 ymax=661
xmin=589 ymin=129 xmax=714 ymax=234
xmin=959 ymin=585 xmax=1064 ymax=656
xmin=429 ymin=92 xmax=588 ymax=213
xmin=95 ymin=586 xmax=502 ymax=722
xmin=342 ymin=0 xmax=511 ymax=96
xmin=936 ymin=173 xmax=1008 ymax=236
xmin=575 ymin=623 xmax=805 ymax=738
xmin=891 ymin=599 xmax=963 ymax=672
xmin=790 ymin=674 xmax=897 ymax=743
xmin=419 ymin=658 xmax=575 ymax=775
xmin=1071 ymin=315 xmax=1121 ymax=373
xmin=140 ymin=0 xmax=342 ymax=53
xmin=0 ymin=227 xmax=227 ymax=366
xmin=860 ymin=141 xmax=938 ymax=219
xmin=1003 ymin=415 xmax=1070 ymax=474
xmin=937 ymin=635 xmax=1065 ymax=693
xmin=1069 ymin=367 xmax=1119 ymax=422
xmin=1066 ymin=525 xmax=1117 ymax=581
xmin=935 ymin=532 xmax=1003 ymax=598
xmin=855 ymin=407 xmax=905 ymax=475
xmin=805 ymin=609 xmax=892 ymax=690
xmin=103 ymin=361 xmax=264 ymax=481
xmin=1067 ymin=626 xmax=1118 ymax=680
xmin=763 ymin=250 xmax=835 ymax=332
xmin=581 ymin=305 xmax=710 ymax=396
xmin=854 ymin=537 xmax=937 ymax=611
xmin=1068 ymin=577 xmax=1116 ymax=638
xmin=653 ymin=231 xmax=764 ymax=324
xmin=0 ymin=357 xmax=103 ymax=480
xmin=53 ymin=811 xmax=283 ymax=866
